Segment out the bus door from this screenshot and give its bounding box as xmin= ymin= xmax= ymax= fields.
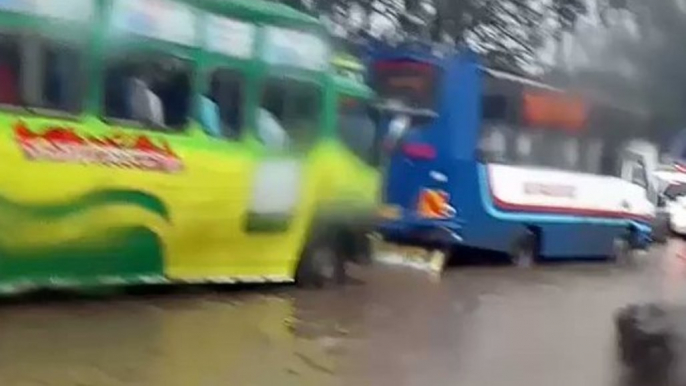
xmin=373 ymin=58 xmax=455 ymax=223
xmin=245 ymin=76 xmax=322 ymax=236
xmin=244 ymin=26 xmax=330 ymax=244
xmin=335 ymin=93 xmax=384 ymax=210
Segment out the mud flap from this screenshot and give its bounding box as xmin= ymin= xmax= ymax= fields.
xmin=371 ymin=234 xmax=448 ymax=277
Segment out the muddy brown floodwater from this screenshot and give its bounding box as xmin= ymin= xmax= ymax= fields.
xmin=3 ymin=241 xmax=686 ymax=386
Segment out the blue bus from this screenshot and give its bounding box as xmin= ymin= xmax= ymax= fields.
xmin=373 ymin=44 xmax=655 ymax=266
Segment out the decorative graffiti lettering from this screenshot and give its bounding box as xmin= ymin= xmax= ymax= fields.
xmin=14 ymin=121 xmax=183 ymax=173
xmin=523 ymin=183 xmax=576 ymax=198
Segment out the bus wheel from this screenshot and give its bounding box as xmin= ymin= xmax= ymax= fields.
xmin=296 ymin=230 xmax=345 ymax=288
xmin=612 ymin=235 xmax=633 ymax=265
xmin=510 ymin=231 xmax=539 ymax=268
xmin=652 ymin=215 xmax=670 ymax=244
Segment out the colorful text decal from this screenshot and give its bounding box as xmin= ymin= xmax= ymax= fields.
xmin=14 ymin=122 xmax=183 ymax=173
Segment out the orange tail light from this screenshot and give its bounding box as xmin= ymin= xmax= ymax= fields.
xmin=418 ymin=189 xmax=454 ymax=219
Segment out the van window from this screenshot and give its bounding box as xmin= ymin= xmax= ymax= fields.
xmin=201 ymin=69 xmax=244 ymax=139
xmin=104 ymin=53 xmax=192 ymax=131
xmin=338 ymin=96 xmax=379 ymax=166
xmin=259 ymin=79 xmax=320 ymax=151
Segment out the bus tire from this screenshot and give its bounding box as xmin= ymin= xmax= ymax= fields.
xmin=510 ymin=230 xmax=539 ymax=268
xmin=652 ymin=214 xmax=670 ymax=244
xmin=296 ymin=229 xmax=345 ymax=288
xmin=351 ymin=231 xmax=373 ymax=266
xmin=612 ymin=234 xmax=633 ymax=265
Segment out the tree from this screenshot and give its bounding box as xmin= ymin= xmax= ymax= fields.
xmin=275 ymin=0 xmax=550 ymax=74
xmin=575 ymin=0 xmax=686 ymax=141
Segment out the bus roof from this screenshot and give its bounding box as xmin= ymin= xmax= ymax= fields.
xmin=191 ymin=0 xmax=322 ymax=29
xmin=0 ymin=0 xmax=323 ymax=31
xmin=481 ymin=67 xmax=561 ymax=93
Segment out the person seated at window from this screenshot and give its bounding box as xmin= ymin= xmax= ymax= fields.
xmin=257 ymin=107 xmax=289 ymax=151
xmin=199 ymin=94 xmax=222 ymax=137
xmin=128 ymin=66 xmax=164 ymax=127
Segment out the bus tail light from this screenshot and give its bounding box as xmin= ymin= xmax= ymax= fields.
xmin=402 ymin=143 xmax=436 ymax=160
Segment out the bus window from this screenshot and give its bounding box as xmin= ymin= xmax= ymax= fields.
xmin=584 ymin=138 xmax=604 ymax=174
xmin=0 ymin=35 xmax=21 ymax=107
xmin=338 ymin=97 xmax=378 ymax=166
xmin=562 ymin=136 xmax=580 ymax=170
xmin=515 ymin=132 xmax=534 ymax=164
xmin=40 ymin=42 xmax=83 ymax=113
xmin=259 ymin=79 xmax=320 ymax=151
xmin=202 ymin=69 xmax=244 ymax=139
xmin=0 ymin=34 xmax=83 ymax=113
xmin=104 ymin=54 xmax=191 ymax=131
xmin=373 ymin=60 xmax=439 ymax=113
xmin=482 ymin=95 xmax=508 ymax=121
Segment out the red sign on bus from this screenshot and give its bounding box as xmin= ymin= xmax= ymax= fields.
xmin=522 ymin=90 xmax=588 ymax=132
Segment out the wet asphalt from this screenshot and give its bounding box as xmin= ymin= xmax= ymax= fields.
xmin=2 ymin=241 xmax=686 ymax=386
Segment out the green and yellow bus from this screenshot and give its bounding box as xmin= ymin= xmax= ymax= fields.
xmin=0 ymin=0 xmax=382 ymax=292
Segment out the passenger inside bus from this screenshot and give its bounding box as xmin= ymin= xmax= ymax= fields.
xmin=200 ymin=70 xmax=243 ymax=139
xmin=105 ymin=57 xmax=190 ymax=130
xmin=259 ymin=83 xmax=290 ymax=151
xmin=199 ymin=94 xmax=222 ymax=137
xmin=128 ymin=69 xmax=164 ymax=128
xmin=257 ymin=106 xmax=289 ymax=151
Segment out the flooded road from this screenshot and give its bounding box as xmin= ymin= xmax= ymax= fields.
xmin=2 ymin=242 xmax=686 ymax=386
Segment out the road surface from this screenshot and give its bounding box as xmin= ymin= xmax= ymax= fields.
xmin=2 ymin=241 xmax=686 ymax=386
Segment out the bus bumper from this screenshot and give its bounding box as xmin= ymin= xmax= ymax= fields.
xmin=631 ymin=222 xmax=653 ymax=250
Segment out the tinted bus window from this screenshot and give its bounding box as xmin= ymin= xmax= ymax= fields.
xmin=482 ymin=95 xmax=508 ymax=121
xmin=373 ymin=60 xmax=438 ymax=111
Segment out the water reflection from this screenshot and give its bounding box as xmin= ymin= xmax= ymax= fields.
xmin=0 ymin=292 xmax=338 ymax=386
xmin=0 ymin=247 xmax=683 ymax=386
